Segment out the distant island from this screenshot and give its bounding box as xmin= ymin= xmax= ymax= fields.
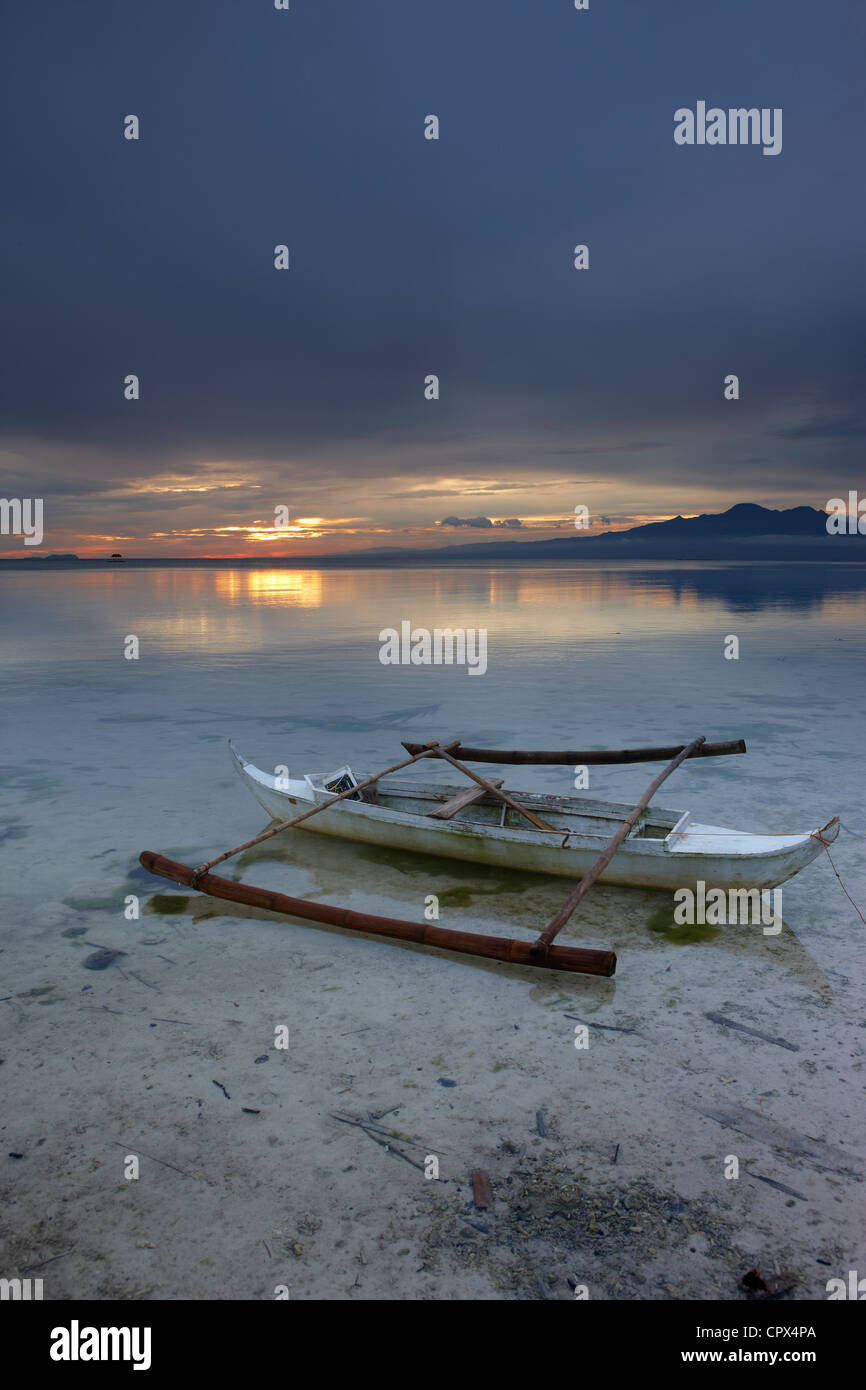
xmin=2 ymin=504 xmax=864 ymax=567
xmin=310 ymin=502 xmax=864 ymax=564
xmin=387 ymin=502 xmax=865 ymax=563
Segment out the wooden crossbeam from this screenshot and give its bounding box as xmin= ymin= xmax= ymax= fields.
xmin=404 ymin=743 xmax=556 ymax=832
xmin=427 ymin=778 xmax=504 ymax=820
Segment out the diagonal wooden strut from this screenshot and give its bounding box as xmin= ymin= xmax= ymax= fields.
xmin=532 ymin=735 xmax=707 ymax=956
xmin=402 ymin=743 xmax=556 ymax=832
xmin=191 ymin=740 xmax=459 ymax=883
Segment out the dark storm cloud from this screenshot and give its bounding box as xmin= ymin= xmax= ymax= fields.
xmin=770 ymin=414 xmax=866 ymax=441
xmin=1 ymin=0 xmax=864 ymax=508
xmin=439 ymin=515 xmax=523 ymax=529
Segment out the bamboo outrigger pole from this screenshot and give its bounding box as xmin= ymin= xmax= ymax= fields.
xmin=402 ymin=738 xmax=745 ymax=765
xmin=531 ymin=735 xmax=707 ymax=958
xmin=138 ymin=852 xmax=617 ymax=977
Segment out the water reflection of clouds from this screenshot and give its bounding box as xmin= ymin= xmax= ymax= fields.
xmin=1 ymin=565 xmax=864 ymax=669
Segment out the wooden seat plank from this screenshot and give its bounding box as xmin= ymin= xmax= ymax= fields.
xmin=427 ymin=778 xmax=504 ymax=820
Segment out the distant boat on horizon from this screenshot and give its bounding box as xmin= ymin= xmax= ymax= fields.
xmin=108 ymin=552 xmax=124 ymax=563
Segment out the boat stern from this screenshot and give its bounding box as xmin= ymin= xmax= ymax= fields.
xmin=815 ymin=815 xmax=841 ymax=846
xmin=665 ymin=811 xmax=841 ymax=890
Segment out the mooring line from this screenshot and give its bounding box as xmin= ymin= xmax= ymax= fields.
xmin=811 ymin=830 xmax=866 ymax=927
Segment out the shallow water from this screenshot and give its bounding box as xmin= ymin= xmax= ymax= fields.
xmin=1 ymin=561 xmax=864 ymax=921
xmin=2 ymin=560 xmax=865 ymax=1300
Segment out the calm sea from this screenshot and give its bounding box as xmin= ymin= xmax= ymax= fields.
xmin=1 ymin=561 xmax=864 ymax=928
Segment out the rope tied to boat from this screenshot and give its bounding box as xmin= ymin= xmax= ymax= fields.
xmin=810 ymin=829 xmax=866 ymax=927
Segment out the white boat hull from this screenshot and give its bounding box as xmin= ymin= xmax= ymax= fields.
xmin=229 ymin=745 xmax=838 ymax=893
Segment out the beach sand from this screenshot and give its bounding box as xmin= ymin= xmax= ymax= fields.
xmin=1 ymin=819 xmax=862 ymax=1301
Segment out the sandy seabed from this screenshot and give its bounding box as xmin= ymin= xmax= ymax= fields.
xmin=2 ymin=810 xmax=863 ymax=1302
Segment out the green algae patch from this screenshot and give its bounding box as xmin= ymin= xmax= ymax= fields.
xmin=662 ymin=922 xmax=721 ymax=945
xmin=438 ymin=873 xmax=536 ymax=907
xmin=437 ymin=886 xmax=476 ymax=907
xmin=647 ymin=906 xmax=721 ymax=945
xmin=647 ymin=905 xmax=675 ymax=933
xmin=146 ymin=894 xmax=190 ymax=915
xmin=61 ymin=926 xmax=88 ymax=938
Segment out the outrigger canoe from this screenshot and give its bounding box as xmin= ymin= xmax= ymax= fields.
xmin=141 ymin=735 xmax=840 ymax=977
xmin=229 ymin=742 xmax=839 ymax=893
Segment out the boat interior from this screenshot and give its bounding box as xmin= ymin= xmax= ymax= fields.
xmin=310 ymin=771 xmax=685 ymax=841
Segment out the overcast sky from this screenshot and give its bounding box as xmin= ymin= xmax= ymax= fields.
xmin=1 ymin=1 xmax=863 ymax=556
